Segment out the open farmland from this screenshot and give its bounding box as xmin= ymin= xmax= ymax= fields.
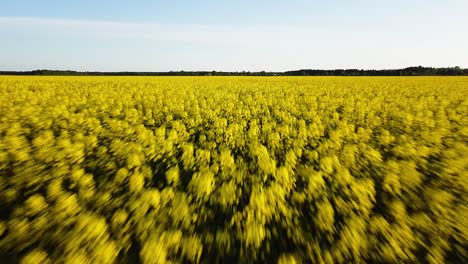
xmin=0 ymin=76 xmax=467 ymax=263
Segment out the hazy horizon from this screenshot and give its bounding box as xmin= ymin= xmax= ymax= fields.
xmin=1 ymin=0 xmax=467 ymax=72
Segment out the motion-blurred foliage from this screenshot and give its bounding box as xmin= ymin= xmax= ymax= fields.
xmin=0 ymin=76 xmax=467 ymax=263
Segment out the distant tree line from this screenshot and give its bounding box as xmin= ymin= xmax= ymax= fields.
xmin=1 ymin=66 xmax=467 ymax=76
xmin=284 ymin=66 xmax=468 ymax=76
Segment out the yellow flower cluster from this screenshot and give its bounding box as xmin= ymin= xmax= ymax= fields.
xmin=0 ymin=76 xmax=466 ymax=263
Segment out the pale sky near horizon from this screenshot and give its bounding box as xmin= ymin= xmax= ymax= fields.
xmin=1 ymin=0 xmax=467 ymax=71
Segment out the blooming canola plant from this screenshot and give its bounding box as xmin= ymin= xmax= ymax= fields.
xmin=0 ymin=76 xmax=466 ymax=263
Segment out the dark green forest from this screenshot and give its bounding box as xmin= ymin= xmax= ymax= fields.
xmin=1 ymin=66 xmax=467 ymax=76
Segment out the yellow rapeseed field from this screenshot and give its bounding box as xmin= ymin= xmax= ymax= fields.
xmin=0 ymin=76 xmax=467 ymax=263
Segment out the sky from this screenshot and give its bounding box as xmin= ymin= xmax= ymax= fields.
xmin=0 ymin=0 xmax=467 ymax=71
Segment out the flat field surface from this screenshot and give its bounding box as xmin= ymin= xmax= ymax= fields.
xmin=0 ymin=76 xmax=467 ymax=263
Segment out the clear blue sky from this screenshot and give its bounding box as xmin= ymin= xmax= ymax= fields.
xmin=1 ymin=0 xmax=467 ymax=71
